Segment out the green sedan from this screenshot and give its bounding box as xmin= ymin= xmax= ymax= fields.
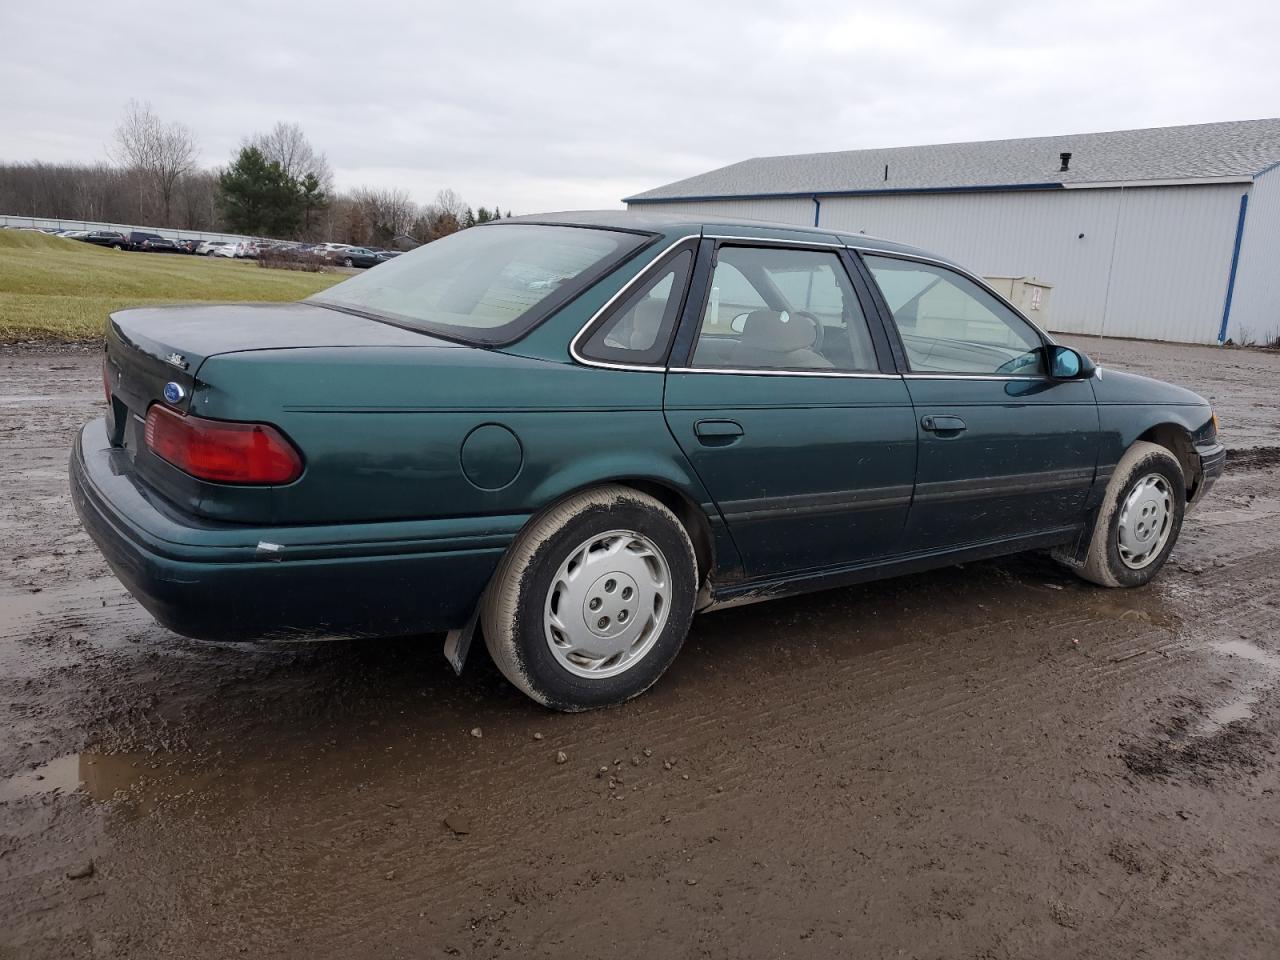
xmin=71 ymin=212 xmax=1225 ymax=710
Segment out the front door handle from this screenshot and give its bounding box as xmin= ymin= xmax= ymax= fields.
xmin=921 ymin=415 xmax=967 ymax=435
xmin=694 ymin=419 xmax=744 ymax=445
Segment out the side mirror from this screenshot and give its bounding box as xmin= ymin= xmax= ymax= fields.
xmin=1047 ymin=345 xmax=1096 ymax=380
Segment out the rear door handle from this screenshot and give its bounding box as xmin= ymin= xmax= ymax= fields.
xmin=694 ymin=419 xmax=744 ymax=445
xmin=921 ymin=415 xmax=967 ymax=434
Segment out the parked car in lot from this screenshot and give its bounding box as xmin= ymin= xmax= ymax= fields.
xmin=174 ymin=238 xmax=201 ymax=254
xmin=196 ymin=240 xmax=232 ymax=256
xmin=116 ymin=230 xmax=166 ymax=251
xmin=328 ymin=245 xmax=383 ymax=268
xmin=72 ymin=212 xmax=1225 ymax=711
xmin=78 ymin=230 xmax=127 ymax=248
xmin=139 ymin=237 xmax=182 ymax=254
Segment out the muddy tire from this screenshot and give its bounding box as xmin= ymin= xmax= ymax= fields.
xmin=482 ymin=485 xmax=698 ymax=711
xmin=1076 ymin=441 xmax=1185 ymax=588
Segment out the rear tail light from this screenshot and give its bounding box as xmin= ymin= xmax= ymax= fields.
xmin=144 ymin=405 xmax=303 ymax=485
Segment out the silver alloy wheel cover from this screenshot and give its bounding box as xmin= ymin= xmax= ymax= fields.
xmin=1116 ymin=472 xmax=1174 ymax=570
xmin=543 ymin=529 xmax=672 ymax=679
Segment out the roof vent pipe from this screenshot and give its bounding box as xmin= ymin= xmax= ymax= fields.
xmin=1060 ymin=152 xmax=1072 ymax=172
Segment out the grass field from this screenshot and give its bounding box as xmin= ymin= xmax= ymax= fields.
xmin=0 ymin=230 xmax=346 ymax=341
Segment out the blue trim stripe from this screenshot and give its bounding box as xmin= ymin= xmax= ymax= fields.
xmin=1253 ymin=157 xmax=1280 ymax=178
xmin=1218 ymin=193 xmax=1249 ymax=344
xmin=625 ymin=182 xmax=1067 ymax=204
xmin=812 ymin=196 xmax=821 ymax=227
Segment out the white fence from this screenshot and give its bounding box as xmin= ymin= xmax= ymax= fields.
xmin=0 ymin=214 xmax=264 ymax=245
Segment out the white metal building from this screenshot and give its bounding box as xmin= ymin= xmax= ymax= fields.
xmin=625 ymin=120 xmax=1280 ymax=345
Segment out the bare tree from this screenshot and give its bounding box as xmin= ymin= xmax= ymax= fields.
xmin=349 ymin=187 xmax=417 ymax=245
xmin=431 ymin=188 xmax=467 ymax=222
xmin=108 ymin=99 xmax=199 ymax=225
xmin=251 ymin=121 xmax=333 ymax=191
xmin=410 ymin=187 xmax=469 ymax=243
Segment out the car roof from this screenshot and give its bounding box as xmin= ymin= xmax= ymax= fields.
xmin=503 ymin=209 xmax=945 ymax=262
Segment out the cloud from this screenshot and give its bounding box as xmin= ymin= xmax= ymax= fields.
xmin=1 ymin=0 xmax=1277 ymax=212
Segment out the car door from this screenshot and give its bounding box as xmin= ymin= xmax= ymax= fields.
xmin=856 ymin=251 xmax=1100 ymax=553
xmin=663 ymin=240 xmax=917 ymax=580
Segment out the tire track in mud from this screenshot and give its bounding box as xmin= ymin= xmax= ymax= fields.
xmin=5 ymin=346 xmax=1280 ymax=959
xmin=148 ymin=567 xmax=1259 ymax=958
xmin=272 ymin=515 xmax=1280 ymax=957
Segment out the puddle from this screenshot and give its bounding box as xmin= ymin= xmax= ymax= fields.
xmin=1210 ymin=639 xmax=1280 ymax=670
xmin=0 ymin=753 xmax=84 ymax=802
xmin=1 ymin=747 xmax=340 ymax=818
xmin=1198 ymin=639 xmax=1280 ymax=735
xmin=0 ymin=395 xmax=59 ymax=404
xmin=0 ymin=751 xmax=162 ymax=806
xmin=1205 ymin=697 xmax=1257 ymax=729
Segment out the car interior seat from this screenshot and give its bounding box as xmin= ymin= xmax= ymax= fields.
xmin=727 ymin=310 xmax=833 ymax=369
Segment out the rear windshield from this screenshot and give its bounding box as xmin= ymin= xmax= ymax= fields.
xmin=309 ymin=223 xmax=650 ymax=344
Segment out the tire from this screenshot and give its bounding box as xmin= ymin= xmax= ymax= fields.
xmin=1076 ymin=441 xmax=1185 ymax=588
xmin=342 ymin=257 xmax=354 ymax=267
xmin=482 ymin=485 xmax=698 ymax=711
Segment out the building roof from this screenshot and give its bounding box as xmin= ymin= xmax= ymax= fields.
xmin=626 ymin=118 xmax=1280 ymax=203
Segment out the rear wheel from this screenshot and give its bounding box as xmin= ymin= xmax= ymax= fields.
xmin=342 ymin=257 xmax=354 ymax=267
xmin=1076 ymin=441 xmax=1185 ymax=588
xmin=482 ymin=485 xmax=698 ymax=711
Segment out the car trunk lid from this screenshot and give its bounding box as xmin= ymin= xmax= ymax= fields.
xmin=103 ymin=301 xmax=460 ymax=454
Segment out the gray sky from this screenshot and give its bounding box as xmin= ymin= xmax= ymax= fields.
xmin=3 ymin=0 xmax=1278 ymax=213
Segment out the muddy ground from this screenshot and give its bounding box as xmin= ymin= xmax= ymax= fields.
xmin=2 ymin=338 xmax=1279 ymax=959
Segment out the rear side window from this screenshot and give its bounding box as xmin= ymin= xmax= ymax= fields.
xmin=863 ymin=255 xmax=1045 ymax=375
xmin=310 ymin=224 xmax=649 ymax=345
xmin=579 ymin=249 xmax=693 ymax=366
xmin=692 ymin=246 xmax=878 ymax=372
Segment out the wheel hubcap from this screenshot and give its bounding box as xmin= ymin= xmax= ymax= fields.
xmin=544 ymin=530 xmax=671 ymax=679
xmin=1117 ymin=473 xmax=1173 ymax=570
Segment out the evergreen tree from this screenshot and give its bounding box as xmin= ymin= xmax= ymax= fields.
xmin=297 ymin=172 xmax=329 ymax=235
xmin=217 ymin=146 xmax=301 ymax=236
xmin=463 ymin=207 xmax=476 ymax=228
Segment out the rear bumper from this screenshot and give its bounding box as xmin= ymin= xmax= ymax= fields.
xmin=1191 ymin=440 xmax=1226 ymax=507
xmin=70 ymin=418 xmax=515 ymax=641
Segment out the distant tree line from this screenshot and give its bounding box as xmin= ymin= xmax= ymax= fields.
xmin=0 ymin=101 xmax=512 ymax=248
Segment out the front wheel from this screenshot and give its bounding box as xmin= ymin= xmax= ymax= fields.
xmin=482 ymin=485 xmax=698 ymax=711
xmin=1076 ymin=441 xmax=1185 ymax=588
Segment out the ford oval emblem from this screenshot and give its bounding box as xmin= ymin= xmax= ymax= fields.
xmin=163 ymin=382 xmax=185 ymax=404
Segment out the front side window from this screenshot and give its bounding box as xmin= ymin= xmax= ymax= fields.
xmin=310 ymin=224 xmax=648 ymax=344
xmin=863 ymin=255 xmax=1045 ymax=375
xmin=579 ymin=249 xmax=693 ymax=365
xmin=691 ymin=246 xmax=878 ymax=372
